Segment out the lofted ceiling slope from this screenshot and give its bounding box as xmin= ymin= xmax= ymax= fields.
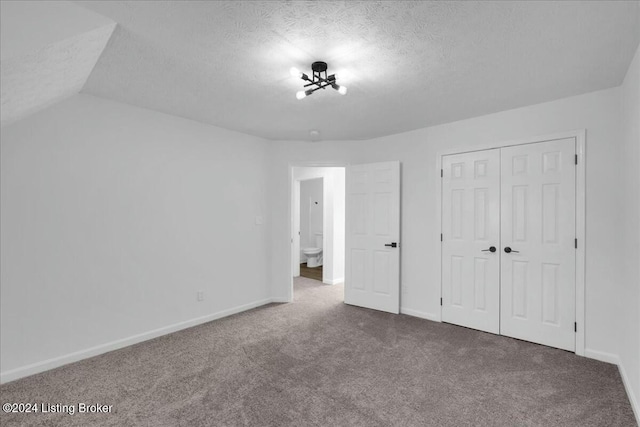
xmin=0 ymin=1 xmax=115 ymax=127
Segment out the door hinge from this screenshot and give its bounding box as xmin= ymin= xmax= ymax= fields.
xmin=440 ymin=297 xmax=443 ymax=306
xmin=575 ymin=154 xmax=578 ymax=165
xmin=441 ymin=169 xmax=443 ymax=178
xmin=440 ymin=233 xmax=443 ymax=242
xmin=574 ymin=322 xmax=577 ymax=333
xmin=575 ymin=238 xmax=578 ymax=249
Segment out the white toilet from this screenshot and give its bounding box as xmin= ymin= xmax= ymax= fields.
xmin=302 ymin=233 xmax=323 ymax=268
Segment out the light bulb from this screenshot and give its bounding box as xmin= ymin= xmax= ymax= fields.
xmin=296 ymin=90 xmax=307 ymax=100
xmin=290 ymin=67 xmax=302 ymax=78
xmin=334 ymin=70 xmax=348 ymax=80
xmin=338 ymin=85 xmax=348 ymax=95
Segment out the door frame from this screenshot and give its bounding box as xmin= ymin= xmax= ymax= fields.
xmin=436 ymin=130 xmax=586 ymax=356
xmin=288 ymin=162 xmax=348 ymax=302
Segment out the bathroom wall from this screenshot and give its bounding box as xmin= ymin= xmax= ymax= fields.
xmin=299 ymin=178 xmax=323 ymax=261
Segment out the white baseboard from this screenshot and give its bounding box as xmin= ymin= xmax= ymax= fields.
xmin=618 ymin=359 xmax=640 ymax=424
xmin=324 ymin=277 xmax=344 ymax=285
xmin=400 ymin=307 xmax=440 ymax=322
xmin=269 ymin=296 xmax=291 ymax=303
xmin=584 ymin=348 xmax=620 ymax=365
xmin=583 ymin=349 xmax=639 ymax=424
xmin=0 ymin=297 xmax=277 ymax=384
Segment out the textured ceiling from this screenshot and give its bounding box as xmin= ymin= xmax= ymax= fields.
xmin=71 ymin=2 xmax=640 ymax=139
xmin=1 ymin=0 xmax=113 ymax=61
xmin=0 ymin=1 xmax=115 ymax=127
xmin=1 ymin=25 xmax=115 ymax=127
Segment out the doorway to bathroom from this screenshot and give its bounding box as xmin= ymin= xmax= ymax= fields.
xmin=291 ymin=167 xmax=346 ymax=288
xmin=299 ymin=178 xmax=324 ymax=281
xmin=289 ymin=162 xmax=401 ymax=310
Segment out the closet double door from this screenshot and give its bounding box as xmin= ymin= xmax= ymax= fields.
xmin=441 ymin=138 xmax=576 ymax=351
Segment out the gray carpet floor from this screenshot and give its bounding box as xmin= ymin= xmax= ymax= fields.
xmin=1 ymin=277 xmax=636 ymax=426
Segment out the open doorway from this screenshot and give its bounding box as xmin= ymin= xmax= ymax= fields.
xmin=299 ymin=177 xmax=324 ymax=281
xmin=291 ymin=167 xmax=346 ymax=295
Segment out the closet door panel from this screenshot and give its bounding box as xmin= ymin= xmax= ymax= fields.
xmin=442 ymin=150 xmax=500 ymax=334
xmin=500 ymin=139 xmax=576 ymax=351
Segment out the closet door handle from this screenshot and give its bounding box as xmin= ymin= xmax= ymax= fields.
xmin=481 ymin=246 xmax=497 ymax=253
xmin=504 ymin=247 xmax=519 ymax=254
xmin=385 ymin=242 xmax=398 ymax=248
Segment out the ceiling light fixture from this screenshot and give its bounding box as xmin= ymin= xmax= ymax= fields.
xmin=290 ymin=61 xmax=347 ymax=100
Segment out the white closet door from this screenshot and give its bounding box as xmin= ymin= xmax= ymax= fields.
xmin=442 ymin=150 xmax=501 ymax=334
xmin=500 ymin=138 xmax=576 ymax=351
xmin=345 ymin=161 xmax=400 ymax=314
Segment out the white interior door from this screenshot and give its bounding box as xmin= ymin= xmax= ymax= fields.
xmin=345 ymin=161 xmax=400 ymax=314
xmin=441 ymin=150 xmax=501 ymax=334
xmin=500 ymin=138 xmax=576 ymax=351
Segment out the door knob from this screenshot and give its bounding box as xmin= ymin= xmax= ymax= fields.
xmin=504 ymin=247 xmax=519 ymax=253
xmin=385 ymin=242 xmax=398 ymax=248
xmin=481 ymin=246 xmax=497 ymax=253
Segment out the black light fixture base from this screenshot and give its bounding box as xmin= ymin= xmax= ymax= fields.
xmin=311 ymin=61 xmax=328 ymax=73
xmin=293 ymin=61 xmax=346 ymax=99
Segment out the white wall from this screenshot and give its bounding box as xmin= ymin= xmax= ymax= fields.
xmin=332 ymin=170 xmax=346 ymax=284
xmin=0 ymin=94 xmax=271 ymax=381
xmin=291 ymin=167 xmax=345 ymax=288
xmin=619 ymin=44 xmax=640 ymax=418
xmin=300 ymin=178 xmax=323 ymax=258
xmin=269 ymin=87 xmax=623 ymax=359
